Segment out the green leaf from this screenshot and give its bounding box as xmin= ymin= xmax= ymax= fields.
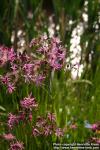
xmin=0 ymin=106 xmax=6 ymax=111
xmin=72 ymin=79 xmax=93 ymax=86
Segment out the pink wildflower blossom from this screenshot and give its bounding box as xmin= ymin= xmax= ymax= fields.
xmin=10 ymin=141 xmax=24 ymax=150
xmin=0 ymin=45 xmax=8 ymax=66
xmin=29 ymin=38 xmax=37 ymax=47
xmin=29 ymin=36 xmax=66 ymax=71
xmin=49 ymin=59 xmax=62 ymax=70
xmin=7 ymin=83 xmax=15 ymax=94
xmin=18 ymin=52 xmax=30 ymax=62
xmin=90 ymin=137 xmax=100 ymax=144
xmin=18 ymin=112 xmax=26 ymax=121
xmin=43 ymin=125 xmax=52 ymax=136
xmin=55 ymin=128 xmax=64 ymax=137
xmin=11 ymin=64 xmax=18 ymax=73
xmin=20 ymin=94 xmax=38 ymax=109
xmin=48 ymin=42 xmax=65 ymax=70
xmin=91 ymin=123 xmax=98 ymax=131
xmin=0 ymin=75 xmax=10 ymax=85
xmin=51 ymin=37 xmax=61 ymax=44
xmin=3 ymin=133 xmax=15 ymax=141
xmin=8 ymin=113 xmax=18 ymax=129
xmin=47 ymin=112 xmax=56 ymax=122
xmin=32 ymin=127 xmax=41 ymax=136
xmin=36 ymin=117 xmax=46 ymax=128
xmin=8 ymin=48 xmax=16 ymax=63
xmin=34 ymin=75 xmax=45 ymax=86
xmin=23 ymin=74 xmax=33 ymax=83
xmin=23 ymin=64 xmax=33 ymax=74
xmin=29 ymin=112 xmax=33 ymax=122
xmin=70 ymin=124 xmax=77 ymax=129
xmin=96 ymin=139 xmax=100 ymax=144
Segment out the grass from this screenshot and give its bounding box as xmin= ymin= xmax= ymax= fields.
xmin=0 ymin=0 xmax=100 ymax=149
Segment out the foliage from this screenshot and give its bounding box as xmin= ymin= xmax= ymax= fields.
xmin=0 ymin=0 xmax=100 ymax=149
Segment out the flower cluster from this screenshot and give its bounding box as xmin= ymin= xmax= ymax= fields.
xmin=13 ymin=104 xmax=63 ymax=137
xmin=1 ymin=94 xmax=64 ymax=149
xmin=0 ymin=74 xmax=15 ymax=93
xmin=0 ymin=35 xmax=66 ymax=93
xmin=2 ymin=133 xmax=24 ymax=150
xmin=0 ymin=45 xmax=9 ymax=66
xmin=20 ymin=94 xmax=38 ymax=110
xmin=0 ymin=46 xmax=16 ymax=69
xmin=89 ymin=137 xmax=100 ymax=144
xmin=30 ymin=36 xmax=66 ymax=70
xmin=10 ymin=141 xmax=24 ymax=150
xmin=32 ymin=113 xmax=64 ymax=137
xmin=6 ymin=94 xmax=37 ymax=130
xmin=8 ymin=113 xmax=18 ymax=129
xmin=0 ymin=36 xmax=66 ymax=149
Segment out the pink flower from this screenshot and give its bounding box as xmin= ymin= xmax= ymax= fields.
xmin=29 ymin=112 xmax=33 ymax=122
xmin=0 ymin=75 xmax=15 ymax=93
xmin=8 ymin=113 xmax=18 ymax=129
xmin=47 ymin=112 xmax=56 ymax=122
xmin=48 ymin=57 xmax=62 ymax=70
xmin=23 ymin=64 xmax=33 ymax=74
xmin=0 ymin=46 xmax=16 ymax=64
xmin=22 ymin=63 xmax=34 ymax=83
xmin=20 ymin=94 xmax=38 ymax=109
xmin=23 ymin=74 xmax=33 ymax=83
xmin=34 ymin=75 xmax=45 ymax=86
xmin=36 ymin=117 xmax=46 ymax=128
xmin=91 ymin=123 xmax=98 ymax=131
xmin=11 ymin=64 xmax=18 ymax=73
xmin=32 ymin=127 xmax=40 ymax=136
xmin=0 ymin=75 xmax=10 ymax=85
xmin=58 ymin=50 xmax=65 ymax=60
xmin=90 ymin=137 xmax=100 ymax=144
xmin=37 ymin=46 xmax=47 ymax=53
xmin=7 ymin=83 xmax=15 ymax=94
xmin=48 ymin=44 xmax=65 ymax=70
xmin=55 ymin=128 xmax=64 ymax=137
xmin=96 ymin=139 xmax=100 ymax=144
xmin=0 ymin=45 xmax=8 ymax=66
xmin=3 ymin=133 xmax=15 ymax=141
xmin=29 ymin=36 xmax=66 ymax=71
xmin=10 ymin=141 xmax=24 ymax=150
xmin=18 ymin=112 xmax=26 ymax=121
xmin=43 ymin=125 xmax=52 ymax=136
xmin=51 ymin=37 xmax=61 ymax=44
xmin=8 ymin=48 xmax=16 ymax=63
xmin=18 ymin=52 xmax=30 ymax=62
xmin=29 ymin=38 xmax=37 ymax=47
xmin=70 ymin=124 xmax=77 ymax=129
